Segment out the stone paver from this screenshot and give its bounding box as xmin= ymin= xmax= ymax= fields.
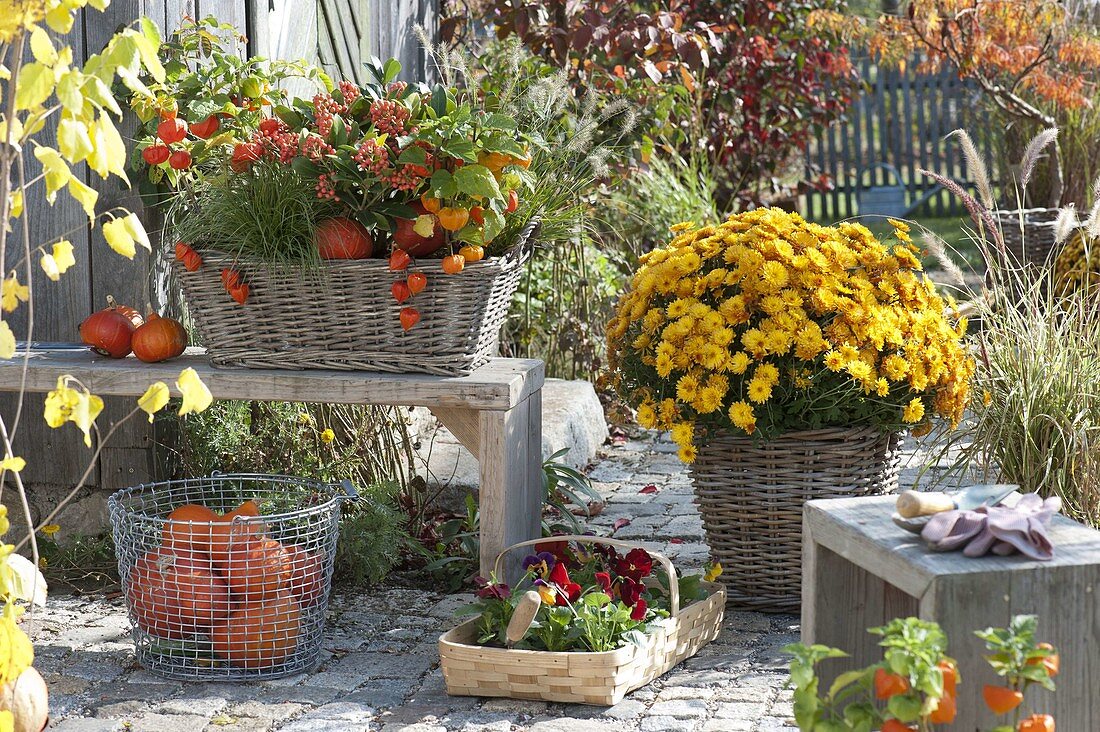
xmin=29 ymin=430 xmax=942 ymax=731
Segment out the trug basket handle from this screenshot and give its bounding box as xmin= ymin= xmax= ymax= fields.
xmin=492 ymin=534 xmax=680 ymax=616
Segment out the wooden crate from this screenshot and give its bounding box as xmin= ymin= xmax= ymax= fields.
xmin=802 ymin=494 xmax=1100 ymax=730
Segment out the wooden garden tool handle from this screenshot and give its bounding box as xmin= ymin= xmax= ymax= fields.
xmin=493 ymin=534 xmax=680 ymax=616
xmin=896 ymin=490 xmax=957 ymax=518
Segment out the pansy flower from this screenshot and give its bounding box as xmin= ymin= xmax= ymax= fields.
xmin=522 ymin=551 xmax=557 ymax=578
xmin=473 ymin=575 xmax=510 ymax=600
xmin=595 ymin=571 xmax=612 ymax=594
xmin=619 ymin=576 xmax=643 ymax=608
xmin=535 ymin=538 xmax=570 ymax=564
xmin=548 ymin=561 xmax=582 ymax=604
xmin=533 ymin=579 xmax=557 ymax=605
xmin=630 ymin=598 xmax=648 ymax=621
xmin=615 ymin=548 xmax=654 ymax=582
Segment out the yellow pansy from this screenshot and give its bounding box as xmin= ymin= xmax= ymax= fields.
xmin=703 ymin=563 xmax=723 ymax=582
xmin=176 ymin=368 xmax=213 ymax=416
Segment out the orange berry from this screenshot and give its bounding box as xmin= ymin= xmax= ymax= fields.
xmin=459 ymin=245 xmax=485 ymax=263
xmin=441 ymin=254 xmax=465 ymax=274
xmin=983 ymin=685 xmax=1023 ymax=715
xmin=391 ymin=281 xmax=411 ymax=303
xmin=399 ymin=307 xmax=420 ymax=331
xmin=407 ymin=272 xmax=427 ymax=294
xmin=1018 ymin=713 xmax=1055 ymax=732
xmin=437 ymin=207 xmax=470 ymax=232
xmin=929 ymin=691 xmax=957 ymax=724
xmin=420 ymin=194 xmax=441 ymax=213
xmin=874 ymin=667 xmax=909 ymax=700
xmin=389 ymin=249 xmax=412 ymax=271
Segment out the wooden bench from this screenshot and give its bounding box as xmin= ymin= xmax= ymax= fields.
xmin=802 ymin=494 xmax=1100 ymax=730
xmin=0 ymin=345 xmax=544 ymax=580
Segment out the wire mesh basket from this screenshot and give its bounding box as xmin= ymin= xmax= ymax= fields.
xmin=108 ymin=473 xmax=356 ymax=680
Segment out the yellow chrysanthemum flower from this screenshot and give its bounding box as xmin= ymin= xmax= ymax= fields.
xmin=903 ymin=397 xmax=926 ymax=423
xmin=747 ymin=377 xmax=772 ymax=404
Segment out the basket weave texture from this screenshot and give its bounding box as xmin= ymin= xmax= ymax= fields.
xmin=174 ymin=219 xmax=539 ymax=375
xmin=691 ymin=426 xmax=902 ymax=613
xmin=439 ymin=536 xmax=725 ymax=706
xmin=993 ymin=208 xmax=1060 ymax=266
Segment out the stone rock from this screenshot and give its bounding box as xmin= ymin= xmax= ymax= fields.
xmin=410 ymin=379 xmax=607 ymax=506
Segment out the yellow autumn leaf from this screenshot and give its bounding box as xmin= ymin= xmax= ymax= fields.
xmin=45 ymin=3 xmax=76 ymax=34
xmin=13 ymin=62 xmax=54 ymax=111
xmin=101 ymin=217 xmax=135 ymax=259
xmin=32 ymin=146 xmax=71 ymax=203
xmin=88 ymin=115 xmax=128 ymax=181
xmin=7 ymin=191 xmax=20 ymax=219
xmin=177 ymin=368 xmax=213 ymax=416
xmin=57 ymin=117 xmax=94 ymax=163
xmin=413 ymin=215 xmax=436 ymax=238
xmin=121 ymin=213 xmax=150 ymax=253
xmin=30 ymin=26 xmax=58 ymax=66
xmin=0 ymin=613 xmax=34 ymax=684
xmin=39 ymin=252 xmax=59 ymax=282
xmin=0 ymin=709 xmax=11 ymax=732
xmin=1 ymin=274 xmax=29 ymax=313
xmin=43 ymin=376 xmax=103 ymax=447
xmin=52 ymin=240 xmax=76 ymax=273
xmin=0 ymin=457 xmax=24 ymax=473
xmin=137 ymin=381 xmax=169 ymax=422
xmin=67 ymin=177 xmax=98 ymax=221
xmin=56 ymin=70 xmax=83 ymax=112
xmin=0 ymin=322 xmax=14 ymax=359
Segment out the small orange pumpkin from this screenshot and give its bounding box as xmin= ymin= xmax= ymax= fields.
xmin=131 ymin=313 xmax=188 ymax=363
xmin=210 ymin=590 xmax=301 ymax=669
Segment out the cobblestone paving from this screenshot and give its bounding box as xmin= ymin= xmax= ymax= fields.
xmin=30 ymin=432 xmax=943 ymax=732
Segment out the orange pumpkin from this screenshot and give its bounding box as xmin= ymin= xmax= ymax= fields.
xmin=207 ymin=500 xmax=266 ymax=565
xmin=285 ymin=545 xmax=325 ymax=607
xmin=79 ymin=307 xmax=136 ymax=359
xmin=131 ymin=313 xmax=188 ymax=363
xmin=127 ymin=546 xmax=231 ymax=639
xmin=210 ymin=591 xmax=302 ymax=669
xmin=220 ymin=537 xmax=291 ymax=601
xmin=162 ymin=504 xmax=219 ymax=555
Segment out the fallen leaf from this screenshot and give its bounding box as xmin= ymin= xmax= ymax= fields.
xmin=611 ymin=518 xmax=631 ymax=533
xmin=639 ymin=484 xmax=659 ymax=495
xmin=669 ymin=538 xmax=685 ymax=545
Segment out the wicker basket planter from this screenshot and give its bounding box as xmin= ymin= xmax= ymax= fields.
xmin=993 ymin=208 xmax=1060 ymax=267
xmin=439 ymin=536 xmax=725 ymax=706
xmin=691 ymin=426 xmax=903 ymax=613
xmin=174 ymin=219 xmax=539 ymax=375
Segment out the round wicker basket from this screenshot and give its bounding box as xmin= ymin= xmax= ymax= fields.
xmin=690 ymin=426 xmax=903 ymax=613
xmin=174 ymin=219 xmax=539 ymax=375
xmin=993 ymin=208 xmax=1060 ymax=267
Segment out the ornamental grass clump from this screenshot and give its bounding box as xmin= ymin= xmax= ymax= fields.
xmin=606 ymin=208 xmax=975 ymax=462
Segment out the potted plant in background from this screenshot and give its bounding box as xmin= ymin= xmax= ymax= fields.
xmin=606 ymin=208 xmax=974 ymax=611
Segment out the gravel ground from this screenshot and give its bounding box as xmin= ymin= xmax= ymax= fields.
xmin=29 ymin=431 xmax=945 ymax=732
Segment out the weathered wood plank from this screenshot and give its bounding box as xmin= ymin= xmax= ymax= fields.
xmin=0 ymin=347 xmax=544 ymax=411
xmin=430 ymin=406 xmax=481 ymax=457
xmin=478 ymin=390 xmax=543 ymax=581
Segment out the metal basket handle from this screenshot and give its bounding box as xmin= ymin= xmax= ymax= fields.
xmin=858 ymin=162 xmax=904 ymax=187
xmin=492 ymin=534 xmax=680 ymax=616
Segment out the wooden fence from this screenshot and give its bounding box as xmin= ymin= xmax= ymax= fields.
xmin=804 ymin=55 xmax=995 ymax=221
xmin=7 ymin=0 xmax=436 ymax=535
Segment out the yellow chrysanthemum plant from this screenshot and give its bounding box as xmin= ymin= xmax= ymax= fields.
xmin=1 ymin=2 xmax=215 ymax=719
xmin=606 ymin=209 xmax=975 ymax=464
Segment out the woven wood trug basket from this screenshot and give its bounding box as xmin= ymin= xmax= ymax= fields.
xmin=993 ymin=208 xmax=1060 ymax=267
xmin=439 ymin=536 xmax=725 ymax=706
xmin=691 ymin=426 xmax=902 ymax=613
xmin=174 ymin=219 xmax=539 ymax=375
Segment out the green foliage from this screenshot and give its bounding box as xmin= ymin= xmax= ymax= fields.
xmin=170 ymin=159 xmax=336 ymax=262
xmin=541 ymin=449 xmax=603 ymax=534
xmin=170 ymin=399 xmax=414 ymax=585
xmin=604 ymin=149 xmax=723 ymax=260
xmin=976 ymin=615 xmax=1058 ymax=693
xmin=784 ymin=616 xmax=1058 ymax=732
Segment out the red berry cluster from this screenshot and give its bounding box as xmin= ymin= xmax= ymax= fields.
xmin=300 ymin=135 xmax=334 ymax=163
xmin=338 ymin=81 xmax=361 ymax=105
xmin=386 ymin=81 xmax=408 ymax=97
xmin=255 ymin=119 xmax=298 ymax=164
xmin=352 ymin=139 xmax=390 ymax=176
xmin=312 ymin=93 xmax=347 ymax=137
xmin=315 ymin=173 xmax=340 ymax=201
xmin=386 ymin=165 xmax=422 ymax=192
xmin=369 ymin=99 xmax=411 ymax=137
